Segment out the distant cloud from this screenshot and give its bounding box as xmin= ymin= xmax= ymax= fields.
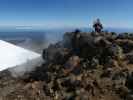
xmin=15 ymin=26 xmax=33 ymax=30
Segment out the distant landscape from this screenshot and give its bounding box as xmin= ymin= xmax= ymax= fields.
xmin=0 ymin=27 xmax=133 ymax=53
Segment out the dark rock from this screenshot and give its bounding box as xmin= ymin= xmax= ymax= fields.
xmin=126 ymin=72 xmax=133 ymax=90
xmin=43 ymin=44 xmax=71 ymax=64
xmin=64 ymin=56 xmax=80 ymax=75
xmin=126 ymin=51 xmax=133 ymax=64
xmin=115 ymin=39 xmax=133 ymax=53
xmin=126 ymin=94 xmax=133 ymax=100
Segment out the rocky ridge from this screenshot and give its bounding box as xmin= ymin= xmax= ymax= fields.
xmin=1 ymin=30 xmax=133 ymax=100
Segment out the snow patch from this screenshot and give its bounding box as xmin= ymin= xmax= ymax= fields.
xmin=0 ymin=40 xmax=43 ymax=76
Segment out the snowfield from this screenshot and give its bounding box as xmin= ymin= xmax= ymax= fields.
xmin=0 ymin=40 xmax=42 ymax=75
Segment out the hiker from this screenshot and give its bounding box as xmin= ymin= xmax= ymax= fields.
xmin=93 ymin=18 xmax=103 ymax=33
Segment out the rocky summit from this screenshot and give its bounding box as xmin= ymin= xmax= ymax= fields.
xmin=1 ymin=30 xmax=133 ymax=100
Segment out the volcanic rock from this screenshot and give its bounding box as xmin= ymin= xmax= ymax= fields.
xmin=1 ymin=31 xmax=133 ymax=100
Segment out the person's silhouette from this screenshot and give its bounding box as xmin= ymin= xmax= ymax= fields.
xmin=93 ymin=19 xmax=103 ymax=33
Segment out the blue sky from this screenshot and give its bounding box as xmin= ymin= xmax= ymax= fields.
xmin=0 ymin=0 xmax=133 ymax=29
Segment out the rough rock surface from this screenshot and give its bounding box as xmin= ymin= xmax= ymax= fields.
xmin=1 ymin=31 xmax=133 ymax=100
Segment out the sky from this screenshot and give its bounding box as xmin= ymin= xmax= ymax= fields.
xmin=0 ymin=0 xmax=133 ymax=29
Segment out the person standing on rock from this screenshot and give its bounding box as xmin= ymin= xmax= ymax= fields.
xmin=93 ymin=18 xmax=103 ymax=33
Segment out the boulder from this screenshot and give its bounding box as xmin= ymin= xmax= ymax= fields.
xmin=42 ymin=44 xmax=71 ymax=64
xmin=64 ymin=56 xmax=80 ymax=75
